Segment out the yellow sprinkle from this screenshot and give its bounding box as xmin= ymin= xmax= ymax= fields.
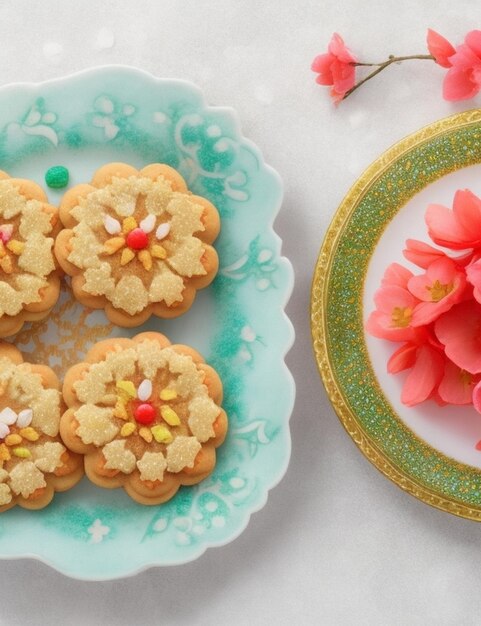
xmin=151 ymin=244 xmax=167 ymax=259
xmin=151 ymin=424 xmax=173 ymax=443
xmin=5 ymin=434 xmax=22 ymax=446
xmin=19 ymin=427 xmax=40 ymax=442
xmin=139 ymin=427 xmax=153 ymax=443
xmin=0 ymin=242 xmax=6 ymax=258
xmin=13 ymin=447 xmax=31 ymax=459
xmin=138 ymin=249 xmax=153 ymax=271
xmin=103 ymin=236 xmax=125 ymax=255
xmin=0 ymin=256 xmax=12 ymax=274
xmin=159 ymin=388 xmax=177 ymax=401
xmin=160 ymin=405 xmax=181 ymax=426
xmin=122 ymin=216 xmax=138 ymax=234
xmin=0 ymin=443 xmax=10 ymax=461
xmin=120 ymin=423 xmax=136 ymax=437
xmin=113 ymin=399 xmax=129 ymax=420
xmin=6 ymin=239 xmax=24 ymax=255
xmin=116 ymin=380 xmax=136 ymax=397
xmin=120 ymin=248 xmax=135 ymax=266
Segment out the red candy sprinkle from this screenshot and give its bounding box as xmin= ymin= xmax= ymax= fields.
xmin=134 ymin=403 xmax=156 ymax=425
xmin=126 ymin=228 xmax=149 ymax=250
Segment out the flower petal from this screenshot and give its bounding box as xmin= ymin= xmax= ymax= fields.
xmin=403 ymin=239 xmax=446 ymax=269
xmin=435 ymin=301 xmax=481 ymax=373
xmin=438 ymin=360 xmax=475 ymax=405
xmin=425 ymin=200 xmax=476 ymax=248
xmin=387 ymin=343 xmax=417 ymax=373
xmin=328 ymin=33 xmax=357 ymax=63
xmin=465 ymin=30 xmax=481 ymax=58
xmin=427 ymin=29 xmax=455 ymax=68
xmin=473 ymin=379 xmax=481 ymax=414
xmin=443 ymin=67 xmax=479 ymax=101
xmin=401 ymin=345 xmax=444 ymax=406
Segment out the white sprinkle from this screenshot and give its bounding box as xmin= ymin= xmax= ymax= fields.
xmin=0 ymin=423 xmax=9 ymax=439
xmin=104 ymin=215 xmax=121 ymax=235
xmin=155 ymin=223 xmax=171 ymax=240
xmin=0 ymin=407 xmax=17 ymax=426
xmin=137 ymin=379 xmax=152 ymax=401
xmin=16 ymin=409 xmax=33 ymax=428
xmin=140 ymin=214 xmax=156 ymax=233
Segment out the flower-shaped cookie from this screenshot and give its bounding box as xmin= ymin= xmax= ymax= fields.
xmin=54 ymin=163 xmax=220 ymax=327
xmin=0 ymin=344 xmax=83 ymax=512
xmin=60 ymin=332 xmax=228 ymax=505
xmin=0 ymin=171 xmax=61 ymax=337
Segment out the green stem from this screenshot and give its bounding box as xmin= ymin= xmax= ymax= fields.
xmin=343 ymin=54 xmax=435 ymax=100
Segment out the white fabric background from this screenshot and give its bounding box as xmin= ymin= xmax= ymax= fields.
xmin=0 ymin=1 xmax=480 ymax=624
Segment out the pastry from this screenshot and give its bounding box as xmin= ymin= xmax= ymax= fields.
xmin=0 ymin=344 xmax=83 ymax=512
xmin=60 ymin=332 xmax=228 ymax=505
xmin=54 ymin=163 xmax=220 ymax=327
xmin=0 ymin=171 xmax=61 ymax=337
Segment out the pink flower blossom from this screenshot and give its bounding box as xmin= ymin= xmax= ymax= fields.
xmin=365 ymin=263 xmax=419 ymax=341
xmin=428 ymin=30 xmax=481 ymax=100
xmin=435 ymin=300 xmax=481 ymax=374
xmin=438 ymin=360 xmax=480 ymax=405
xmin=425 ymin=189 xmax=481 ymax=250
xmin=427 ymin=29 xmax=456 ymax=68
xmin=407 ymin=257 xmax=466 ymax=326
xmin=387 ymin=338 xmax=445 ymax=406
xmin=465 ymin=256 xmax=481 ymax=304
xmin=311 ymin=33 xmax=357 ymax=103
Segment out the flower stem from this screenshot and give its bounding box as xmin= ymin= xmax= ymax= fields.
xmin=344 ymin=54 xmax=435 ymax=100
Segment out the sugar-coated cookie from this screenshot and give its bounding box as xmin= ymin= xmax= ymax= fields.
xmin=54 ymin=163 xmax=220 ymax=327
xmin=0 ymin=344 xmax=83 ymax=512
xmin=60 ymin=332 xmax=227 ymax=505
xmin=0 ymin=171 xmax=61 ymax=338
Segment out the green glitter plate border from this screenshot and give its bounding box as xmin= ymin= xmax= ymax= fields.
xmin=311 ymin=109 xmax=481 ymax=521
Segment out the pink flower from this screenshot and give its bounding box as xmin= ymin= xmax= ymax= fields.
xmin=387 ymin=337 xmax=445 ymax=406
xmin=425 ymin=189 xmax=481 ymax=251
xmin=427 ymin=29 xmax=456 ymax=68
xmin=407 ymin=257 xmax=466 ymax=326
xmin=466 ymin=256 xmax=481 ymax=303
xmin=438 ymin=360 xmax=480 ymax=405
xmin=428 ymin=30 xmax=481 ymax=100
xmin=311 ymin=33 xmax=357 ymax=103
xmin=435 ymin=300 xmax=481 ymax=374
xmin=365 ymin=263 xmax=419 ymax=341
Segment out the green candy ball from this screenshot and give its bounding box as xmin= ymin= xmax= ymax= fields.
xmin=45 ymin=165 xmax=69 ymax=189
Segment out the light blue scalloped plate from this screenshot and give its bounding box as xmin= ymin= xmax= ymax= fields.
xmin=0 ymin=67 xmax=294 ymax=579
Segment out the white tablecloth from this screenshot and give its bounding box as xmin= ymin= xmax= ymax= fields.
xmin=1 ymin=1 xmax=480 ymax=624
